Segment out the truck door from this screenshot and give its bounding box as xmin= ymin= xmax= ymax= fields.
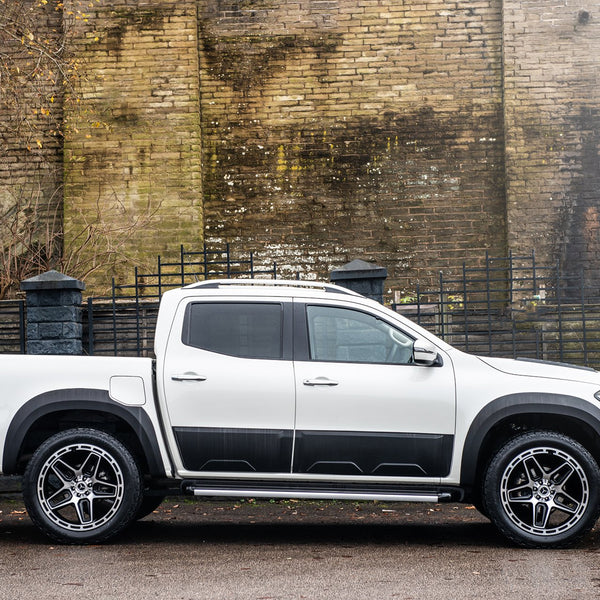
xmin=161 ymin=299 xmax=295 ymax=475
xmin=292 ymin=301 xmax=456 ymax=479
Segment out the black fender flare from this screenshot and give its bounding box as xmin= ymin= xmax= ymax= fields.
xmin=460 ymin=392 xmax=600 ymax=488
xmin=3 ymin=388 xmax=166 ymax=477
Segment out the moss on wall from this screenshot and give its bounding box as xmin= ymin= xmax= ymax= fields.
xmin=63 ymin=0 xmax=203 ymax=290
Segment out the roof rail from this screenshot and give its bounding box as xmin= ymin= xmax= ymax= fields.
xmin=184 ymin=278 xmax=361 ymax=296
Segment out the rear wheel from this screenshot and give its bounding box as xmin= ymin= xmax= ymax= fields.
xmin=23 ymin=428 xmax=143 ymax=544
xmin=483 ymin=431 xmax=600 ymax=548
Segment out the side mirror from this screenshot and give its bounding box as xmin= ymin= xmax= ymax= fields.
xmin=413 ymin=338 xmax=440 ymax=366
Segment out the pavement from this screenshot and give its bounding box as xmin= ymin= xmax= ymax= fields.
xmin=2 ymin=490 xmax=600 ymax=599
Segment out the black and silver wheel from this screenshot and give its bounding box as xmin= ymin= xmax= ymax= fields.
xmin=483 ymin=431 xmax=600 ymax=548
xmin=23 ymin=428 xmax=143 ymax=544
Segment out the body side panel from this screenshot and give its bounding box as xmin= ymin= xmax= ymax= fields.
xmin=0 ymin=355 xmax=172 ymax=476
xmin=444 ymin=349 xmax=600 ymax=484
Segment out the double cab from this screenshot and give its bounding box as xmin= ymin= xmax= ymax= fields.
xmin=2 ymin=279 xmax=600 ymax=547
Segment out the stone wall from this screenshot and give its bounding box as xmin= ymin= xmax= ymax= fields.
xmin=198 ymin=0 xmax=507 ymax=290
xmin=0 ymin=0 xmax=63 ymax=257
xmin=2 ymin=1 xmax=599 ymax=296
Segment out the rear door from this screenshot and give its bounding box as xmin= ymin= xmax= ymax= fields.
xmin=162 ymin=298 xmax=295 ymax=475
xmin=292 ymin=300 xmax=456 ymax=480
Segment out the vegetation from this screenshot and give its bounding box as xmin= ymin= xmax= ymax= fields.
xmin=0 ymin=0 xmax=155 ymax=299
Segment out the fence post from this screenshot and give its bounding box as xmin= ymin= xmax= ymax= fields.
xmin=330 ymin=259 xmax=388 ymax=304
xmin=20 ymin=270 xmax=85 ymax=355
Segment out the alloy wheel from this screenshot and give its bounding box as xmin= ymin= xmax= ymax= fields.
xmin=499 ymin=446 xmax=589 ymax=536
xmin=36 ymin=442 xmax=125 ymax=532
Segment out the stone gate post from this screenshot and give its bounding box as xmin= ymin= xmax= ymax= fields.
xmin=330 ymin=259 xmax=388 ymax=304
xmin=21 ymin=270 xmax=85 ymax=355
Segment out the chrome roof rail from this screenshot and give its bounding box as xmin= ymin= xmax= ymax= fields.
xmin=184 ymin=278 xmax=361 ymax=296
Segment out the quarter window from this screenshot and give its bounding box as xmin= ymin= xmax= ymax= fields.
xmin=306 ymin=305 xmax=414 ymax=364
xmin=183 ymin=302 xmax=283 ymax=359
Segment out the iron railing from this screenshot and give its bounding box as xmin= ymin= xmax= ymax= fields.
xmin=393 ymin=252 xmax=600 ymax=368
xmin=5 ymin=247 xmax=600 ymax=368
xmin=0 ymin=300 xmax=26 ymax=354
xmin=84 ymin=244 xmax=277 ymax=356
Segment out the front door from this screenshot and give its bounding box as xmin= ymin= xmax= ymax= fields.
xmin=292 ymin=302 xmax=456 ymax=479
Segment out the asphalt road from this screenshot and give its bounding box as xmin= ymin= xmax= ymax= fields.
xmin=1 ymin=496 xmax=600 ymax=600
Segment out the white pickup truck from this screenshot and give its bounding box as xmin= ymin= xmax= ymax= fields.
xmin=2 ymin=279 xmax=600 ymax=547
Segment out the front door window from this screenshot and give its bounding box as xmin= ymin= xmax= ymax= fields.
xmin=307 ymin=305 xmax=414 ymax=364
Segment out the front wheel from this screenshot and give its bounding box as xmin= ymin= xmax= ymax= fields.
xmin=483 ymin=431 xmax=600 ymax=548
xmin=23 ymin=428 xmax=143 ymax=544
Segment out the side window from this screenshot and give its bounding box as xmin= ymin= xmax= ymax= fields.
xmin=183 ymin=302 xmax=283 ymax=359
xmin=306 ymin=305 xmax=414 ymax=364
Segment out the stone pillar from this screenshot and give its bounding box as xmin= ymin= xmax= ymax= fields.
xmin=21 ymin=270 xmax=85 ymax=355
xmin=330 ymin=259 xmax=388 ymax=304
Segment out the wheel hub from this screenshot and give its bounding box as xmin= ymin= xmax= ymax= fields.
xmin=533 ymin=480 xmax=555 ymax=501
xmin=35 ymin=441 xmax=126 ymax=532
xmin=500 ymin=445 xmax=589 ymax=537
xmin=71 ymin=476 xmax=93 ymax=498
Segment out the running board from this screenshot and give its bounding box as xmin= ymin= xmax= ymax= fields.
xmin=186 ymin=486 xmax=452 ymax=503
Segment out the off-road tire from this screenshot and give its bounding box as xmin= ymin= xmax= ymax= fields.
xmin=23 ymin=428 xmax=143 ymax=544
xmin=483 ymin=430 xmax=600 ymax=548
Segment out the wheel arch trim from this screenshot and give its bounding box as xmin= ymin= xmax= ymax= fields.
xmin=3 ymin=388 xmax=166 ymax=477
xmin=460 ymin=393 xmax=600 ymax=488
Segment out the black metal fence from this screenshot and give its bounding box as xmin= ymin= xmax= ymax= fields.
xmin=392 ymin=252 xmax=600 ymax=368
xmin=0 ymin=300 xmax=26 ymax=354
xmin=84 ymin=245 xmax=278 ymax=356
xmin=5 ymin=246 xmax=600 ymax=368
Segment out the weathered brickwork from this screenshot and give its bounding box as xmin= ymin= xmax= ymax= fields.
xmin=63 ymin=0 xmax=203 ymax=287
xmin=503 ymin=1 xmax=600 ymax=294
xmin=3 ymin=1 xmax=600 ymax=295
xmin=0 ymin=0 xmax=63 ymax=241
xmin=198 ymin=0 xmax=507 ymax=290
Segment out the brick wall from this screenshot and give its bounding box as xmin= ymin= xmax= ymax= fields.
xmin=62 ymin=0 xmax=203 ymax=288
xmin=503 ymin=1 xmax=600 ymax=294
xmin=0 ymin=0 xmax=63 ymax=258
xmin=198 ymin=0 xmax=507 ymax=291
xmin=3 ymin=1 xmax=600 ymax=296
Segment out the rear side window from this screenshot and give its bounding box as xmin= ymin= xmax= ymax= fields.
xmin=183 ymin=302 xmax=283 ymax=359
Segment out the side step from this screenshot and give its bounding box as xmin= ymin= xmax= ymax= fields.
xmin=183 ymin=481 xmax=453 ymax=503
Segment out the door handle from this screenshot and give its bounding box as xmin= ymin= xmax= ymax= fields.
xmin=171 ymin=373 xmax=207 ymax=382
xmin=303 ymin=377 xmax=339 ymax=387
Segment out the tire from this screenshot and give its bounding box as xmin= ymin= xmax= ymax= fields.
xmin=135 ymin=494 xmax=166 ymax=520
xmin=471 ymin=496 xmax=489 ymax=520
xmin=23 ymin=428 xmax=143 ymax=544
xmin=483 ymin=430 xmax=600 ymax=548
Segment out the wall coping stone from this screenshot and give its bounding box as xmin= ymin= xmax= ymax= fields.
xmin=21 ymin=270 xmax=86 ymax=292
xmin=330 ymin=259 xmax=388 ymax=281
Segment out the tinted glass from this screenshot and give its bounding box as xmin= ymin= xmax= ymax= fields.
xmin=307 ymin=305 xmax=413 ymax=364
xmin=184 ymin=302 xmax=283 ymax=359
